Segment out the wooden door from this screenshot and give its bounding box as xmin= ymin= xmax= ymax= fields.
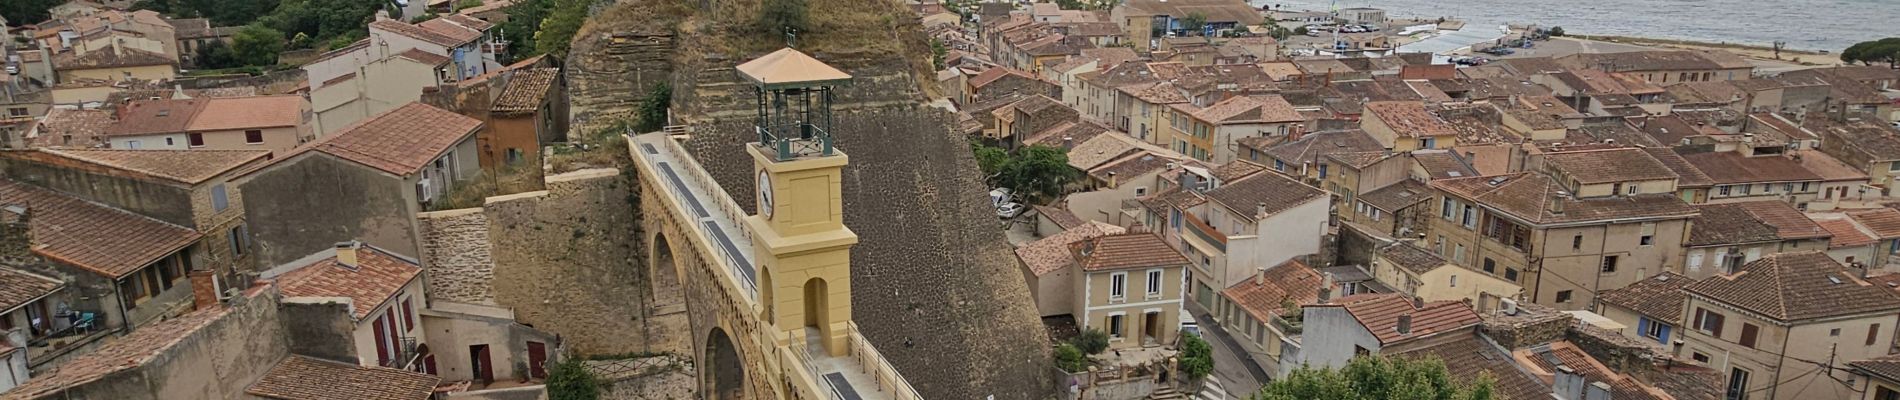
xmin=527 ymin=341 xmax=548 ymax=379
xmin=470 ymin=345 xmax=493 ymax=383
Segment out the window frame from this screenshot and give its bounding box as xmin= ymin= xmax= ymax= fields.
xmin=1109 ymin=272 xmax=1128 ymax=301
xmin=1144 ymin=269 xmax=1163 ymax=298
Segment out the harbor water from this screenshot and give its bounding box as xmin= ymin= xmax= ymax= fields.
xmin=1255 ymin=0 xmax=1898 ymax=51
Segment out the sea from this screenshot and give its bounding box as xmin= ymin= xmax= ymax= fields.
xmin=1251 ymin=0 xmax=1900 ymax=52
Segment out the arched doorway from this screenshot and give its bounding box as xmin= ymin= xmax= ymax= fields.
xmin=703 ymin=327 xmax=746 ymax=399
xmin=759 ymin=266 xmax=774 ymax=324
xmin=650 ymin=233 xmax=684 ymax=312
xmin=803 ymin=278 xmax=829 ymax=353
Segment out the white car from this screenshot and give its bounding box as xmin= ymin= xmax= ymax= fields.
xmin=996 ymin=202 xmax=1026 ymax=219
xmin=989 ymin=188 xmax=1014 ymax=208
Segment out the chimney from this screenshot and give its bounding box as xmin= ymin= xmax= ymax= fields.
xmin=1108 ymin=171 xmax=1118 ymax=187
xmin=1395 ymin=313 xmax=1412 ymax=335
xmin=1553 ymin=366 xmax=1586 ymax=400
xmin=1550 ymin=190 xmax=1569 ymax=215
xmin=1255 ymin=267 xmax=1267 ymax=285
xmin=0 ymin=205 xmax=29 ymax=259
xmin=1063 ymin=136 xmax=1076 ymax=149
xmin=188 ymin=269 xmax=220 ymax=310
xmin=1256 ymin=202 xmax=1267 ymax=218
xmin=1289 ymin=124 xmax=1305 ymax=141
xmin=1584 ymin=381 xmax=1612 ymax=400
xmin=334 ymin=241 xmax=362 ymax=268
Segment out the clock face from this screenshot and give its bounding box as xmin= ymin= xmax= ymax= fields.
xmin=758 ymin=170 xmax=774 ymax=220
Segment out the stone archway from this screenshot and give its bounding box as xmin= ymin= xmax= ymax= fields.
xmin=702 ymin=327 xmax=746 ymax=400
xmin=803 ymin=277 xmax=830 ymax=353
xmin=650 ymin=232 xmax=685 ymax=314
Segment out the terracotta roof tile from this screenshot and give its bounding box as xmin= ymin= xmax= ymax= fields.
xmin=1816 ymin=218 xmax=1878 ymax=249
xmin=1365 ymin=101 xmax=1455 ymax=138
xmin=1220 ymin=259 xmax=1323 ymax=323
xmin=104 ymin=98 xmax=206 ymax=137
xmin=1685 ymin=252 xmax=1900 ymax=321
xmin=393 ymin=48 xmax=451 ymax=67
xmin=1016 ymin=222 xmax=1124 ymax=277
xmin=1332 ymin=293 xmax=1481 ymax=344
xmin=492 ymin=68 xmax=558 ymax=115
xmin=1209 ymin=160 xmax=1265 ymax=182
xmin=18 ymin=148 xmax=270 ymax=185
xmin=275 ymin=245 xmax=422 ymax=320
xmin=0 ymin=268 xmax=62 ymax=313
xmin=1378 ymin=241 xmax=1447 ymax=275
xmin=1519 ymin=343 xmax=1668 ymax=400
xmin=1031 ymin=205 xmax=1083 ymax=230
xmin=311 ymin=103 xmax=480 ymax=175
xmin=1596 ymin=272 xmax=1693 ymax=324
xmin=1410 ymin=150 xmax=1477 ymax=179
xmin=0 ymin=179 xmax=198 ymax=278
xmin=1359 ymin=179 xmax=1432 ymax=212
xmin=1185 ymin=95 xmax=1302 ymax=124
xmin=1261 ymin=129 xmax=1384 ymax=166
xmin=1686 ymin=203 xmax=1787 ymax=247
xmin=1326 ymin=151 xmax=1391 ymax=170
xmin=247 ymin=356 xmax=440 ymax=400
xmin=1432 ymin=173 xmax=1697 ymax=225
xmin=1849 ymin=208 xmax=1900 ymax=239
xmin=28 ymin=109 xmax=114 ymax=148
xmin=1678 ymin=152 xmax=1820 ymax=185
xmin=1543 ymin=148 xmax=1677 ymax=185
xmin=1391 ymin=335 xmax=1551 ymax=400
xmin=1642 ymin=148 xmax=1714 ymax=187
xmin=4 ymin=304 xmax=230 ymax=398
xmin=1071 ymin=232 xmax=1187 ymax=272
xmin=1852 ymin=353 xmax=1900 ymax=385
xmin=1065 ymin=134 xmax=1141 ymax=171
xmin=1202 ymin=170 xmax=1326 ymax=222
xmin=1088 ymin=151 xmax=1186 ymax=183
xmin=183 ymin=95 xmax=306 ymax=132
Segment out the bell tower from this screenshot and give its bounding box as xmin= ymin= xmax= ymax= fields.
xmin=737 ymin=48 xmax=858 ymax=357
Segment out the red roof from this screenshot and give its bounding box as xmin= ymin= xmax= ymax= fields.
xmin=1329 ymin=293 xmax=1480 ymax=344
xmin=309 ymin=102 xmax=480 ymax=175
xmin=275 ymin=245 xmax=422 ymax=321
xmin=0 ymin=179 xmax=199 ymax=278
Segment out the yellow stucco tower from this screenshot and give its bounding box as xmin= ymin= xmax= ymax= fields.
xmin=737 ymin=48 xmax=858 ymax=357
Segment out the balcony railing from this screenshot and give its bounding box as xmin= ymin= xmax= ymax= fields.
xmin=383 ymin=337 xmax=419 ymax=370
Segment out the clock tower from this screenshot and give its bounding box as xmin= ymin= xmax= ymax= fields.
xmin=736 ymin=48 xmax=858 ymax=357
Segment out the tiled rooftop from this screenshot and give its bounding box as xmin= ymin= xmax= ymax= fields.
xmin=0 ymin=268 xmax=62 ymax=313
xmin=1685 ymin=251 xmax=1900 ymax=321
xmin=0 ymin=179 xmax=199 ymax=278
xmin=307 ymin=102 xmax=481 ymax=175
xmin=273 ymin=244 xmax=422 ymax=321
xmin=1202 ymin=170 xmax=1326 ymax=222
xmin=1328 ymin=293 xmax=1481 ymax=345
xmin=492 ymin=68 xmax=560 ymax=115
xmin=1070 ymin=232 xmax=1187 ymax=272
xmin=1542 ymin=148 xmax=1677 ymax=185
xmin=20 ymin=148 xmax=271 ymax=185
xmin=1016 ymin=222 xmax=1124 ymax=277
xmin=1220 ymin=259 xmax=1323 ymax=326
xmin=1596 ymin=272 xmax=1693 ymax=324
xmin=247 ymin=355 xmax=440 ymax=400
xmin=1365 ymin=101 xmax=1456 ymax=138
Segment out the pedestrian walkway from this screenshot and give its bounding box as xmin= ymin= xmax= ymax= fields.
xmin=1198 ymin=375 xmax=1229 ymax=400
xmin=632 ymin=132 xmax=760 ymax=298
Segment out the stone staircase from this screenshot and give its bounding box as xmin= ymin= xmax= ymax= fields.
xmin=1147 ymin=388 xmax=1190 ymax=400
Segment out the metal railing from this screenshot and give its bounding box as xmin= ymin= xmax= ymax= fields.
xmin=383 ymin=337 xmax=419 ymax=370
xmin=848 ymin=322 xmax=922 ymax=400
xmin=790 ymin=339 xmax=847 ymax=399
xmin=630 ymin=133 xmax=760 ymax=302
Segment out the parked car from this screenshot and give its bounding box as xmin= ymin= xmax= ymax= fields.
xmin=989 ymin=188 xmax=1013 ymax=208
xmin=996 ymin=202 xmax=1026 ymax=219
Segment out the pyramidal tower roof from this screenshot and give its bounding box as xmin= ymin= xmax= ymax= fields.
xmin=736 ymin=48 xmax=854 ymax=89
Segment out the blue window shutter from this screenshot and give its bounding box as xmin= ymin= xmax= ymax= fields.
xmin=1658 ymin=324 xmax=1671 ymax=344
xmin=1637 ymin=317 xmax=1649 ymax=339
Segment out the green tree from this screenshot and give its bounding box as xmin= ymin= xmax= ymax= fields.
xmin=457 ymin=0 xmax=484 ymax=9
xmin=759 ymin=0 xmax=808 ymax=36
xmin=258 ymin=0 xmax=381 ymax=49
xmin=231 ymin=24 xmax=286 ymax=67
xmin=534 ymin=0 xmax=591 ymax=57
xmin=1251 ymin=355 xmax=1496 ymax=400
xmin=1 ymin=0 xmax=64 ymax=25
xmin=1180 ymin=12 xmax=1207 ymax=34
xmin=1054 ymin=343 xmax=1090 ymax=372
xmin=546 ymin=358 xmax=601 ymax=400
xmin=1070 ymin=328 xmax=1109 ymax=355
xmin=930 ymin=38 xmax=948 ymax=70
xmin=972 ymin=143 xmax=1009 ymax=179
xmin=1179 ymin=333 xmax=1214 ymax=380
xmin=996 ymin=145 xmax=1078 ymax=203
xmin=634 ymin=82 xmax=672 ymax=132
xmin=194 ymin=39 xmax=240 ymax=69
xmin=1842 ymin=38 xmax=1900 ymax=66
xmin=1546 ymin=26 xmax=1566 ymax=37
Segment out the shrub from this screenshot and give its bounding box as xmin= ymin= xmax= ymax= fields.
xmin=546 ymin=358 xmax=600 ymax=400
xmin=1070 ymin=328 xmax=1109 ymax=355
xmin=1180 ymin=333 xmax=1214 ymax=380
xmin=1054 ymin=343 xmax=1089 ymax=372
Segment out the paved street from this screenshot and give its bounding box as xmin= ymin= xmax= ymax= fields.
xmin=1186 ymin=305 xmax=1266 ymax=399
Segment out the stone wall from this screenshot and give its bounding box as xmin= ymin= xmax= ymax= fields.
xmin=485 ymin=169 xmax=650 ymax=355
xmin=238 ymin=153 xmax=421 ymax=270
xmin=1565 ymin=319 xmax=1665 ymax=374
xmin=418 ymin=208 xmax=499 ymax=305
xmin=280 ymin=300 xmax=359 ymax=364
xmin=1479 ymin=303 xmax=1573 ymax=350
